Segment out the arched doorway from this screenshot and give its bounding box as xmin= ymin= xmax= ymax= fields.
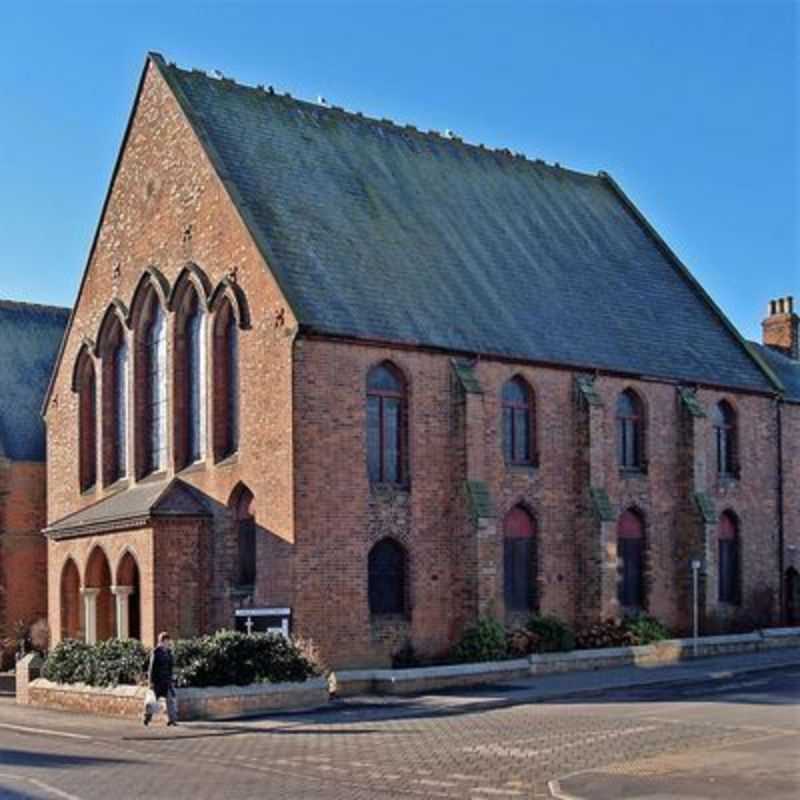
xmin=503 ymin=506 xmax=537 ymax=616
xmin=60 ymin=559 xmax=81 ymax=640
xmin=84 ymin=547 xmax=114 ymax=642
xmin=617 ymin=509 xmax=645 ymax=612
xmin=115 ymin=551 xmax=141 ymax=640
xmin=785 ymin=568 xmax=800 ymax=626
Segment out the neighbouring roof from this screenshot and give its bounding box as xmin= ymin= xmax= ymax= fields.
xmin=45 ymin=477 xmax=212 ymax=538
xmin=154 ymin=55 xmax=773 ymax=393
xmin=0 ymin=299 xmax=69 ymax=461
xmin=749 ymin=342 xmax=800 ymax=403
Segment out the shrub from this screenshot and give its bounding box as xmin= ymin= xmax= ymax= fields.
xmin=92 ymin=639 xmax=149 ymax=687
xmin=450 ymin=617 xmax=507 ymax=663
xmin=526 ymin=615 xmax=575 ymax=653
xmin=43 ymin=631 xmax=319 ymax=689
xmin=575 ymin=619 xmax=636 ymax=650
xmin=626 ymin=615 xmax=671 ymax=645
xmin=173 ymin=630 xmax=319 ymax=688
xmin=42 ymin=639 xmax=98 ymax=685
xmin=506 ymin=628 xmax=538 ymax=657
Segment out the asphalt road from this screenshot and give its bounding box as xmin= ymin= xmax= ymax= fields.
xmin=0 ymin=668 xmax=797 ymax=799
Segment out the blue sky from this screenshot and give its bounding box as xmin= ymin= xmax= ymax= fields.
xmin=1 ymin=0 xmax=796 ymax=340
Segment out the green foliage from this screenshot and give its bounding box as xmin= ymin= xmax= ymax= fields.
xmin=42 ymin=639 xmax=98 ymax=685
xmin=575 ymin=616 xmax=672 ymax=649
xmin=42 ymin=632 xmax=318 ymax=689
xmin=450 ymin=617 xmax=507 ymax=663
xmin=625 ymin=615 xmax=671 ymax=645
xmin=526 ymin=615 xmax=576 ymax=653
xmin=173 ymin=630 xmax=319 ymax=688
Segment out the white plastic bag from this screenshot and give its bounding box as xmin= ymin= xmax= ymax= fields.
xmin=144 ymin=689 xmax=160 ymax=717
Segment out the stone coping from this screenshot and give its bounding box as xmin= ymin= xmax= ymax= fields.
xmin=333 ymin=627 xmax=800 ymax=696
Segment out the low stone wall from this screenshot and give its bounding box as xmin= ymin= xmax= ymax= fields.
xmin=333 ymin=628 xmax=800 ymax=697
xmin=24 ymin=677 xmax=329 ymax=721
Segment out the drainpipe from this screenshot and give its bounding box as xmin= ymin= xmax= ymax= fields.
xmin=776 ymin=396 xmax=785 ymax=623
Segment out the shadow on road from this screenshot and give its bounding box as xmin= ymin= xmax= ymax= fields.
xmin=0 ymin=748 xmax=133 ymax=770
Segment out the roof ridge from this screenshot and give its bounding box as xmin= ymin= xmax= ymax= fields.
xmin=0 ymin=298 xmax=70 ymax=314
xmin=163 ymin=59 xmax=599 ymax=181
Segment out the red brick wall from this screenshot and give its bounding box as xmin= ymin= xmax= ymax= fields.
xmin=291 ymin=338 xmax=784 ymax=666
xmin=44 ymin=61 xmax=297 ymax=642
xmin=0 ymin=461 xmax=48 ymax=636
xmin=782 ymin=402 xmax=800 ymax=613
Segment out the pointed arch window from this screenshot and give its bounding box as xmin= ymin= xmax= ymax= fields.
xmin=213 ymin=300 xmax=239 ymax=461
xmin=100 ymin=312 xmax=129 ymax=486
xmin=368 ymin=538 xmax=407 ymax=616
xmin=367 ymin=363 xmax=406 ymax=484
xmin=617 ymin=509 xmax=645 ymax=610
xmin=502 ymin=377 xmax=536 ymax=466
xmin=231 ymin=486 xmax=256 ymax=588
xmin=76 ymin=351 xmax=97 ymax=492
xmin=503 ymin=506 xmax=537 ymax=612
xmin=112 ymin=337 xmax=129 ymax=480
xmin=144 ymin=302 xmax=168 ymax=474
xmin=617 ymin=390 xmax=645 ymax=471
xmin=184 ymin=296 xmax=206 ymax=465
xmin=718 ymin=511 xmax=740 ymax=605
xmin=713 ymin=401 xmax=738 ymax=478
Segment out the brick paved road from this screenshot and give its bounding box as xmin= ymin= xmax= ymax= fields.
xmin=0 ymin=667 xmax=797 ymax=799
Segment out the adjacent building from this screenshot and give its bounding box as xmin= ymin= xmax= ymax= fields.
xmin=42 ymin=53 xmax=798 ymax=666
xmin=0 ymin=300 xmax=69 ymax=645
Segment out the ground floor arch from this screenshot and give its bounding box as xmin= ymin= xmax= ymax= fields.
xmin=60 ymin=558 xmax=82 ymax=640
xmin=114 ymin=551 xmax=141 ymax=640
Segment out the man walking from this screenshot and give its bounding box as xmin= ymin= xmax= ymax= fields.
xmin=144 ymin=631 xmax=178 ymax=726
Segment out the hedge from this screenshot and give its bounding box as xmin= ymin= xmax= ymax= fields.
xmin=42 ymin=630 xmax=319 ymax=689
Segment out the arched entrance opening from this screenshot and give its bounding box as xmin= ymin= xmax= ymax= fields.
xmin=84 ymin=547 xmax=114 ymax=642
xmin=60 ymin=559 xmax=82 ymax=640
xmin=115 ymin=551 xmax=141 ymax=640
xmin=617 ymin=509 xmax=645 ymax=612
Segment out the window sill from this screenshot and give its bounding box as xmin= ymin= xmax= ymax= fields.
xmin=102 ymin=478 xmax=130 ymax=495
xmin=179 ymin=460 xmax=207 ymax=476
xmin=138 ymin=469 xmax=169 ymax=485
xmin=506 ymin=463 xmax=538 ymax=474
xmin=370 ymin=482 xmax=411 ymax=495
xmin=619 ymin=468 xmax=647 ymax=479
xmin=230 ymin=584 xmax=255 ymax=598
xmin=80 ymin=485 xmax=97 ymax=498
xmin=370 ymin=613 xmax=410 ymax=625
xmin=215 ymin=452 xmax=240 ymax=468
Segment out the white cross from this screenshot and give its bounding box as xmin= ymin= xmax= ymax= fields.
xmin=245 ymin=616 xmax=254 ymax=636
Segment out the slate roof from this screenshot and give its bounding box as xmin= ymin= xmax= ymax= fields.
xmin=0 ymin=300 xmax=69 ymax=461
xmin=154 ymin=55 xmax=773 ymax=393
xmin=45 ymin=477 xmax=212 ymax=538
xmin=749 ymin=342 xmax=800 ymax=403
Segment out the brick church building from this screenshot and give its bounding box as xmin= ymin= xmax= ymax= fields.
xmin=42 ymin=53 xmax=799 ymax=666
xmin=0 ymin=300 xmax=69 ymax=647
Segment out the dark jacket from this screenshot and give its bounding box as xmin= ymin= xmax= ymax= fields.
xmin=148 ymin=644 xmax=174 ymax=692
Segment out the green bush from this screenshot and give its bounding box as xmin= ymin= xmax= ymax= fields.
xmin=526 ymin=615 xmax=576 ymax=653
xmin=575 ymin=616 xmax=672 ymax=650
xmin=43 ymin=632 xmax=318 ymax=689
xmin=42 ymin=639 xmax=98 ymax=685
xmin=174 ymin=630 xmax=319 ymax=688
xmin=626 ymin=615 xmax=671 ymax=645
xmin=450 ymin=617 xmax=507 ymax=663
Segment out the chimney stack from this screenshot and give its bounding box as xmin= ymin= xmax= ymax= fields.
xmin=762 ymin=295 xmax=799 ymax=359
